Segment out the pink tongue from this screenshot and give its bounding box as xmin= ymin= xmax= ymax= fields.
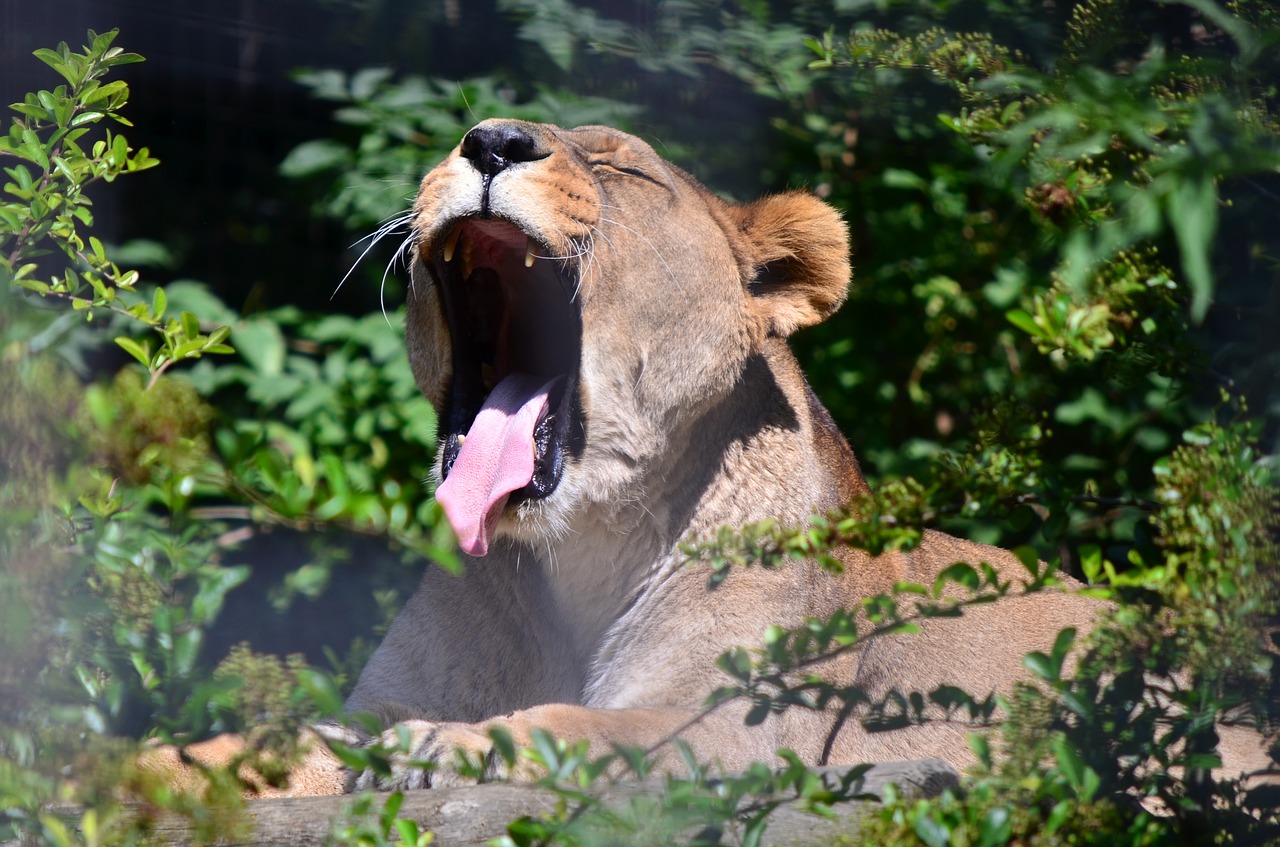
xmin=436 ymin=373 xmax=561 ymax=557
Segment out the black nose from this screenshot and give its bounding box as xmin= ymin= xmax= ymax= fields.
xmin=460 ymin=124 xmax=542 ymax=176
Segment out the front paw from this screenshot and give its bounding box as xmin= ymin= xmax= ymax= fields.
xmin=353 ymin=720 xmax=502 ymax=791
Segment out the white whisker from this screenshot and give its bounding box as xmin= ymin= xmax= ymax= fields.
xmin=598 ymin=215 xmax=679 ymax=289
xmin=458 ymin=82 xmax=477 ymax=124
xmin=335 ymin=210 xmax=416 ymax=300
xmin=379 ymin=228 xmax=418 ymax=325
xmin=543 ymin=536 xmax=557 ymax=577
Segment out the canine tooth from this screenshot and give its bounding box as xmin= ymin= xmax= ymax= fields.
xmin=525 ymin=238 xmax=536 ymax=268
xmin=442 ymin=225 xmax=462 ymax=262
xmin=455 ymin=433 xmax=465 ymax=446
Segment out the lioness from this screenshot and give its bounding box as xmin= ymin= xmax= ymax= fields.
xmin=331 ymin=118 xmax=1101 ymax=791
xmin=175 ymin=119 xmax=1264 ymax=796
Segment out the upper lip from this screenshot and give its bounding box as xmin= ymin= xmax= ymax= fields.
xmin=427 ymin=217 xmax=584 ymax=503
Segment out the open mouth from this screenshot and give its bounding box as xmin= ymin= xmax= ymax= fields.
xmin=426 ymin=218 xmax=583 ymax=556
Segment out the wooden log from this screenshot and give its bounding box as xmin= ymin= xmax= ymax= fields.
xmin=138 ymin=759 xmax=957 ymax=846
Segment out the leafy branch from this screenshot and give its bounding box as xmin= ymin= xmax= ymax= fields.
xmin=0 ymin=29 xmax=233 ymax=387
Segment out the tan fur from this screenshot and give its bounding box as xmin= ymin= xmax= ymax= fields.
xmin=174 ymin=120 xmax=1269 ymax=795
xmin=344 ymin=119 xmax=1105 ymax=790
xmin=137 ymin=729 xmax=346 ymax=796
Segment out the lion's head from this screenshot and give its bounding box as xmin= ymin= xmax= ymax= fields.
xmin=405 ymin=120 xmax=851 ymax=556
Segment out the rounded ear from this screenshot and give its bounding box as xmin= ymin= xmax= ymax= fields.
xmin=730 ymin=191 xmax=851 ymax=337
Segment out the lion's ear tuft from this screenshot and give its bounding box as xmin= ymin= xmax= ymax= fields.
xmin=732 ymin=192 xmax=851 ymax=337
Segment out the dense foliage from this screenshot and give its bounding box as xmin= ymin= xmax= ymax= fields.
xmin=2 ymin=2 xmax=1278 ymax=845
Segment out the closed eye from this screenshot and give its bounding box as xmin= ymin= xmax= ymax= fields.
xmin=588 ymin=160 xmax=662 ymax=184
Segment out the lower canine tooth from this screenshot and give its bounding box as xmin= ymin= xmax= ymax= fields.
xmin=525 ymin=238 xmax=536 ymax=268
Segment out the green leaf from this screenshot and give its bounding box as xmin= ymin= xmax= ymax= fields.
xmin=236 ymin=317 xmax=287 ymax=375
xmin=488 ymin=727 xmax=517 ymax=766
xmin=519 ymin=19 xmax=578 ymax=72
xmin=1049 ymin=627 xmax=1077 ymax=667
xmin=6 ymin=164 xmax=34 ymax=191
xmin=912 ymin=813 xmax=951 ymax=847
xmin=969 ymin=733 xmax=993 ymax=769
xmin=1023 ymin=650 xmax=1054 ymax=682
xmin=172 ymin=629 xmax=202 ymax=678
xmin=84 ymin=79 xmax=128 ymax=105
xmin=327 ymin=738 xmax=379 ymax=772
xmin=882 ymin=168 xmax=929 ymax=191
xmin=1006 ymin=308 xmax=1042 ymax=338
xmin=1051 ymin=734 xmax=1098 ymax=799
xmin=716 ymin=647 xmax=752 ymax=681
xmin=16 ymin=279 xmax=50 ymax=295
xmin=190 ymin=565 xmax=250 ymax=624
xmin=977 ymin=806 xmax=1012 ymax=847
xmin=279 ymin=139 xmax=351 ymax=178
xmin=1079 ymin=544 xmax=1102 ymax=583
xmin=1044 ymin=799 xmax=1072 ymax=834
xmin=32 ymin=48 xmax=79 ymax=87
xmin=89 ymin=29 xmax=118 ymax=55
xmin=21 ymin=129 xmax=49 ymax=171
xmin=10 ymin=103 xmax=52 ymax=121
xmin=70 ymin=110 xmax=104 ymax=127
xmin=179 ymin=310 xmax=200 ymax=340
xmin=1011 ymin=545 xmax=1041 ymax=576
xmin=295 ymin=669 xmax=345 ymax=717
xmin=1167 ymin=173 xmax=1218 ymax=323
xmin=100 ymin=51 xmax=145 ymax=69
xmin=381 ymin=789 xmax=405 ymax=830
xmin=114 ymin=335 xmax=150 ymax=366
xmin=393 ymin=818 xmax=421 ymax=845
xmin=163 ymin=280 xmax=238 ymax=324
xmin=934 ymin=562 xmax=980 ymax=594
xmin=129 ymin=654 xmax=157 ymax=691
